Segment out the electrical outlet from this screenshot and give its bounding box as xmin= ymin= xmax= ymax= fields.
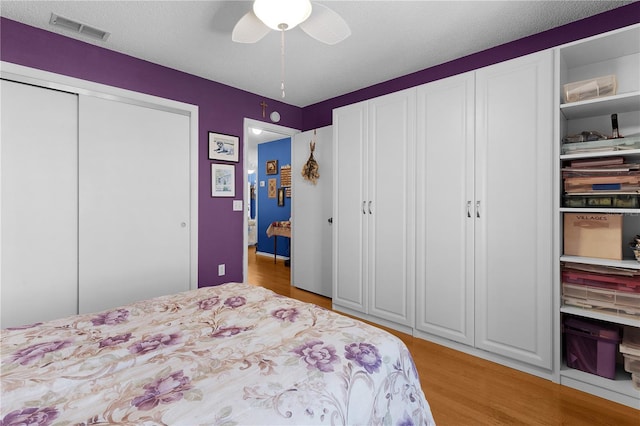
xmin=218 ymin=264 xmax=225 ymax=276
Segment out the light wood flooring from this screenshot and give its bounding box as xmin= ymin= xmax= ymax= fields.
xmin=247 ymin=246 xmax=639 ymax=425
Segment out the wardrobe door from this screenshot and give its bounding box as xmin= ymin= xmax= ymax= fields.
xmin=415 ymin=73 xmax=475 ymax=345
xmin=367 ymin=89 xmax=416 ymax=326
xmin=474 ymin=50 xmax=553 ymax=369
xmin=1 ymin=80 xmax=78 ymax=327
xmin=78 ymin=96 xmax=191 ymax=314
xmin=332 ymin=101 xmax=368 ymax=313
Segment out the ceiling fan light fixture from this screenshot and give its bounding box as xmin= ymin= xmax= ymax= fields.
xmin=253 ymin=0 xmax=312 ymax=31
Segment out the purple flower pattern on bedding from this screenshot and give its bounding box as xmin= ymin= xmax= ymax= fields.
xmin=345 ymin=342 xmax=382 ymax=374
xmin=131 ymin=370 xmax=193 ymax=411
xmin=98 ymin=333 xmax=132 ymax=348
xmin=198 ymin=295 xmax=220 ymax=310
xmin=271 ymin=307 xmax=299 ymax=322
xmin=0 ymin=407 xmax=59 ymax=426
xmin=10 ymin=340 xmax=72 ymax=366
xmin=91 ymin=308 xmax=129 ymax=326
xmin=292 ymin=340 xmax=339 ymax=373
xmin=1 ymin=283 xmax=435 ymax=425
xmin=224 ymin=295 xmax=246 ymax=308
xmin=128 ymin=332 xmax=181 ymax=354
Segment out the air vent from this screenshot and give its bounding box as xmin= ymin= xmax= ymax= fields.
xmin=49 ymin=13 xmax=110 ymax=41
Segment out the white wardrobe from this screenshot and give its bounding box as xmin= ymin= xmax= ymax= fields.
xmin=333 ymin=50 xmax=554 ymax=373
xmin=332 ymin=88 xmax=416 ymax=331
xmin=1 ymin=75 xmax=197 ymax=328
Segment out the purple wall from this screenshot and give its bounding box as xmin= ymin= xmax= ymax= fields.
xmin=0 ymin=17 xmax=302 ymax=287
xmin=302 ymin=2 xmax=640 ymax=130
xmin=1 ymin=2 xmax=638 ymax=287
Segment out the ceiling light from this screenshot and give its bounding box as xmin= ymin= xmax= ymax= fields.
xmin=253 ymin=0 xmax=312 ymax=31
xmin=251 ymin=128 xmax=263 ymax=135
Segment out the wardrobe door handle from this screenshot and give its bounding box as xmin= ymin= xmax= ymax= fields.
xmin=467 ymin=201 xmax=471 ymax=218
xmin=476 ymin=201 xmax=481 ymax=218
xmin=362 ymin=201 xmax=366 ymax=215
xmin=368 ymin=201 xmax=372 ymax=214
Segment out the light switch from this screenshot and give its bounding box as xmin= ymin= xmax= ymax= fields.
xmin=233 ymin=200 xmax=243 ymax=211
xmin=260 ymin=181 xmax=265 ymax=187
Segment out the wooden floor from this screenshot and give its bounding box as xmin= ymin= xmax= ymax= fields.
xmin=247 ymin=246 xmax=639 ymax=425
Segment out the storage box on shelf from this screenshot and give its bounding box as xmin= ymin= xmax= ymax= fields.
xmin=557 ymin=24 xmax=640 ymax=408
xmin=564 ymin=75 xmax=617 ymax=103
xmin=621 ymin=326 xmax=640 ymax=390
xmin=563 ymin=316 xmax=621 ymax=379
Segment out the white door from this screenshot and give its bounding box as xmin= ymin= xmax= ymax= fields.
xmin=474 ymin=50 xmax=553 ymax=369
xmin=78 ymin=95 xmax=191 ymax=314
xmin=415 ymin=72 xmax=475 ymax=345
xmin=1 ymin=80 xmax=79 ymax=327
xmin=292 ymin=126 xmax=333 ymax=298
xmin=332 ymin=102 xmax=368 ymax=313
xmin=367 ymin=89 xmax=416 ymax=326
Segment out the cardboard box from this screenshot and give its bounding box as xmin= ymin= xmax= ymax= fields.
xmin=564 ymin=213 xmax=623 ymax=260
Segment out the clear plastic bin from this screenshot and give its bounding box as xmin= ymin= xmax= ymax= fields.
xmin=564 ymin=75 xmax=617 ymax=103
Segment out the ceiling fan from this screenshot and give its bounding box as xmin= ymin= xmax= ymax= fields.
xmin=232 ymin=0 xmax=351 ymax=45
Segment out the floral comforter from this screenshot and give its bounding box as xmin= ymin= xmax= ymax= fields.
xmin=1 ymin=282 xmax=435 ymax=425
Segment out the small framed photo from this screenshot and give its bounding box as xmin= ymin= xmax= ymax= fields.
xmin=211 ymin=164 xmax=235 ymax=197
xmin=277 ymin=188 xmax=285 ymax=206
xmin=266 ymin=159 xmax=278 ymax=175
xmin=208 ymin=132 xmax=239 ymax=162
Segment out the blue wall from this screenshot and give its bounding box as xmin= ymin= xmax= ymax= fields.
xmin=257 ymin=138 xmax=291 ymax=257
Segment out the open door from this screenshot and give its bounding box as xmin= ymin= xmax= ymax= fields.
xmin=291 ymin=126 xmax=333 ymax=297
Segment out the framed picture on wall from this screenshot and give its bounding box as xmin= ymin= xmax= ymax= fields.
xmin=266 ymin=159 xmax=278 ymax=175
xmin=211 ymin=164 xmax=235 ymax=197
xmin=277 ymin=188 xmax=285 ymax=206
xmin=208 ymin=132 xmax=239 ymax=162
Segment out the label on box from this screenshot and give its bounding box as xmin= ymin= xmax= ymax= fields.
xmin=564 ymin=213 xmax=623 ymax=260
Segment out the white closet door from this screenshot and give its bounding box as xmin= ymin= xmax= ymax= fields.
xmin=368 ymin=88 xmax=416 ymax=326
xmin=78 ymin=95 xmax=191 ymax=314
xmin=474 ymin=50 xmax=553 ymax=369
xmin=332 ymin=102 xmax=368 ymax=313
xmin=415 ymin=72 xmax=475 ymax=345
xmin=1 ymin=80 xmax=78 ymax=327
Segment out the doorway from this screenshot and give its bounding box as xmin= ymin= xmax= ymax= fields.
xmin=242 ymin=118 xmax=299 ymax=283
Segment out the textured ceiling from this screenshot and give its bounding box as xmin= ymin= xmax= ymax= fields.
xmin=0 ymin=1 xmax=634 ymax=107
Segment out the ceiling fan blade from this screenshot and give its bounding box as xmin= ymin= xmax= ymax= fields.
xmin=232 ymin=10 xmax=270 ymax=43
xmin=299 ymin=2 xmax=351 ymax=45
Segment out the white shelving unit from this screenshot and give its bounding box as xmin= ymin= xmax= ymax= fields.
xmin=556 ymin=24 xmax=640 ymax=409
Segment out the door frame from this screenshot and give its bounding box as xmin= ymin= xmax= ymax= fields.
xmin=1 ymin=61 xmax=200 ymax=291
xmin=242 ymin=118 xmax=299 ymax=283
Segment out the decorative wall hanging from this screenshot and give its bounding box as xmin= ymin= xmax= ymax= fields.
xmin=208 ymin=132 xmax=239 ymax=162
xmin=301 ymin=129 xmax=320 ymax=184
xmin=286 ymin=187 xmax=292 ymax=198
xmin=211 ymin=164 xmax=235 ymax=197
xmin=277 ymin=188 xmax=285 ymax=206
xmin=268 ymin=178 xmax=277 ymax=198
xmin=280 ymin=164 xmax=291 ymax=187
xmin=266 ymin=159 xmax=278 ymax=175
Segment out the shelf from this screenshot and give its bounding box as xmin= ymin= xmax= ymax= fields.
xmin=561 ymin=305 xmax=640 ymax=327
xmin=560 ymin=207 xmax=640 ymax=214
xmin=560 ymin=362 xmax=639 ymax=403
xmin=560 ymin=91 xmax=640 ymax=120
xmin=560 ymin=255 xmax=640 ymax=270
xmin=560 ymin=148 xmax=640 ymax=160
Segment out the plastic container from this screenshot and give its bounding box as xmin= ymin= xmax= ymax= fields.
xmin=563 ymin=316 xmax=621 ymax=379
xmin=623 ymin=353 xmax=640 ymax=374
xmin=563 ymin=75 xmax=617 ymax=103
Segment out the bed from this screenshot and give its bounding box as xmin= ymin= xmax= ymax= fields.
xmin=1 ymin=282 xmax=435 ymax=425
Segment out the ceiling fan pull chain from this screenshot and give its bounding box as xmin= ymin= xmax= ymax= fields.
xmin=280 ymin=27 xmax=286 ymax=98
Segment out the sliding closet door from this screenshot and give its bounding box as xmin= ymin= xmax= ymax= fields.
xmin=78 ymin=95 xmax=191 ymax=314
xmin=1 ymin=80 xmax=78 ymax=327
